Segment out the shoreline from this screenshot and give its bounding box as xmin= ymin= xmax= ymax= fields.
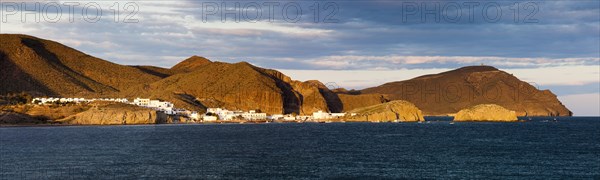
xmin=2 ymin=116 xmax=591 ymax=127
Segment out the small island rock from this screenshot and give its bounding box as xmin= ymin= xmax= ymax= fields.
xmin=454 ymin=104 xmax=518 ymax=122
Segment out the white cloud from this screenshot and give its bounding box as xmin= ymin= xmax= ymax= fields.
xmin=304 ymin=55 xmax=600 ymax=69
xmin=279 ymin=65 xmax=600 ymax=89
xmin=506 ymin=66 xmax=600 ymax=86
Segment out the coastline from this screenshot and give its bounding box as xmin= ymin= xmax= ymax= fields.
xmin=1 ymin=116 xmax=589 ymax=127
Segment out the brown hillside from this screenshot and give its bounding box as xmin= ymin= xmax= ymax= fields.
xmin=121 ymin=61 xmax=331 ymax=115
xmin=170 ymin=56 xmax=212 ymax=73
xmin=361 ymin=66 xmax=572 ymax=116
xmin=0 ymin=34 xmax=164 ymax=97
xmin=1 ymin=34 xmax=386 ymax=115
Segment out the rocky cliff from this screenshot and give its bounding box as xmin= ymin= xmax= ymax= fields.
xmin=338 ymin=94 xmax=389 ymax=112
xmin=454 ymin=104 xmax=518 ymax=122
xmin=57 ymin=103 xmax=166 ymax=125
xmin=347 ymin=100 xmax=424 ymax=122
xmin=1 ymin=102 xmax=166 ymax=125
xmin=0 ymin=111 xmax=46 ymax=124
xmin=60 ymin=108 xmax=165 ymax=125
xmin=361 ymin=66 xmax=571 ymax=116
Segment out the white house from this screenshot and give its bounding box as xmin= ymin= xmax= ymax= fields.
xmin=133 ymin=98 xmax=150 ymax=106
xmin=188 ymin=112 xmax=200 ymax=120
xmin=203 ymin=115 xmax=217 ymax=121
xmin=313 ymin=110 xmax=332 ymax=120
xmin=242 ymin=110 xmax=267 ymax=120
xmin=207 ymin=108 xmax=223 ymax=114
xmin=331 ymin=113 xmax=346 ymax=118
xmin=296 ymin=115 xmax=312 ymax=121
xmin=283 ymin=115 xmax=296 ymax=121
xmin=269 ymin=114 xmax=284 ymax=120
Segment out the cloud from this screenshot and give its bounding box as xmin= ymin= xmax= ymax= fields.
xmin=299 ymin=55 xmax=599 ymax=70
xmin=2 ymin=0 xmax=598 ymax=68
xmin=1 ymin=0 xmax=598 ymax=115
xmin=280 ymin=65 xmax=600 ymax=90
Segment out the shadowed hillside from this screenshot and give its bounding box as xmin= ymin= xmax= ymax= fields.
xmin=121 ymin=61 xmax=333 ymax=114
xmin=0 ymin=34 xmax=165 ymax=97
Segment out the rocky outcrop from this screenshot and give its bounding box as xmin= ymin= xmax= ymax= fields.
xmin=361 ymin=66 xmax=572 ymax=116
xmin=454 ymin=104 xmax=518 ymax=122
xmin=0 ymin=111 xmax=46 ymax=124
xmin=347 ymin=100 xmax=424 ymax=122
xmin=338 ymin=94 xmax=389 ymax=112
xmin=289 ymin=81 xmax=330 ymax=115
xmin=60 ymin=104 xmax=166 ymax=125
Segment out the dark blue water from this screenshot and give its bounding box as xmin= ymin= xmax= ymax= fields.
xmin=1 ymin=117 xmax=599 ymax=179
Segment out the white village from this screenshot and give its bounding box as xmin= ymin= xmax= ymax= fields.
xmin=31 ymin=97 xmax=354 ymax=123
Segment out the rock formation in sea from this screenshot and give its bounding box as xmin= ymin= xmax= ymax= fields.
xmin=454 ymin=104 xmax=518 ymax=122
xmin=347 ymin=100 xmax=424 ymax=122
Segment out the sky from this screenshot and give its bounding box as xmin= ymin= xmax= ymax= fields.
xmin=1 ymin=0 xmax=599 ymax=116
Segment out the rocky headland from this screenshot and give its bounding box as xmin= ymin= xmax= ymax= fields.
xmin=0 ymin=102 xmax=169 ymax=125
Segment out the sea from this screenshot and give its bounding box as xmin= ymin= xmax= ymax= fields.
xmin=0 ymin=117 xmax=599 ymax=179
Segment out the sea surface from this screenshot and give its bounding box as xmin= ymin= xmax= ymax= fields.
xmin=1 ymin=117 xmax=599 ymax=179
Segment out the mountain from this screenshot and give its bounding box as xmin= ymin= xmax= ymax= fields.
xmin=122 ymin=59 xmax=389 ymax=115
xmin=0 ymin=34 xmax=384 ymax=115
xmin=121 ymin=61 xmax=333 ymax=114
xmin=361 ymin=66 xmax=571 ymax=116
xmin=170 ymin=56 xmax=212 ymax=73
xmin=0 ymin=34 xmax=164 ymax=97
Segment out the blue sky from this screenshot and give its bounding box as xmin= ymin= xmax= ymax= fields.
xmin=1 ymin=0 xmax=599 ymax=115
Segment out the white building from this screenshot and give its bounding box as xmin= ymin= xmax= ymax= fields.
xmin=269 ymin=114 xmax=284 ymax=120
xmin=133 ymin=98 xmax=150 ymax=107
xmin=283 ymin=116 xmax=296 ymax=121
xmin=203 ymin=116 xmax=218 ymax=121
xmin=207 ymin=108 xmax=222 ymax=114
xmin=296 ymin=115 xmax=312 ymax=121
xmin=242 ymin=110 xmax=267 ymax=120
xmin=132 ymin=98 xmax=176 ymax=114
xmin=331 ymin=113 xmax=346 ymax=118
xmin=313 ymin=110 xmax=332 ymax=120
xmin=188 ymin=112 xmax=200 ymax=120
